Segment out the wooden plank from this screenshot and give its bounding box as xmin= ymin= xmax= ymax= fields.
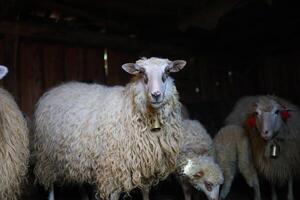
xmin=83 ymin=48 xmax=105 ymax=83
xmin=19 ymin=41 xmax=43 ymax=117
xmin=1 ymin=36 xmax=20 ymax=101
xmin=64 ymin=46 xmax=85 ymax=81
xmin=106 ymin=48 xmax=137 ymax=86
xmin=0 ymin=21 xmax=191 ymax=56
xmin=42 ymin=43 xmax=65 ymax=90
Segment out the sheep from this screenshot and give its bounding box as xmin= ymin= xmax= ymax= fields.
xmin=224 ymin=95 xmax=300 ymax=200
xmin=141 ymin=119 xmax=224 ymax=200
xmin=0 ymin=65 xmax=30 ymax=200
xmin=214 ymin=125 xmax=261 ymax=200
xmin=179 ymin=119 xmax=223 ymax=200
xmin=32 ymin=57 xmax=186 ymax=200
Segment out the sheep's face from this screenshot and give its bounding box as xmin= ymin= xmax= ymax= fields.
xmin=252 ymin=98 xmax=285 ymax=141
xmin=182 ymin=158 xmax=224 ymax=200
xmin=122 ymin=57 xmax=186 ymax=109
xmin=0 ymin=65 xmax=8 ymax=79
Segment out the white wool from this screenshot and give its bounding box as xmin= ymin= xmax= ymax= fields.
xmin=0 ymin=88 xmax=30 ymax=200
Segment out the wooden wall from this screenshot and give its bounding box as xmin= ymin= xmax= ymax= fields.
xmin=0 ymin=35 xmax=300 ymax=135
xmin=182 ymin=52 xmax=300 ymax=135
xmin=0 ymin=36 xmax=138 ymax=118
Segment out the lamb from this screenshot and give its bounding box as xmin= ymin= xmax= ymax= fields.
xmin=32 ymin=57 xmax=186 ymax=200
xmin=0 ymin=65 xmax=30 ymax=199
xmin=142 ymin=119 xmax=224 ymax=200
xmin=214 ymin=125 xmax=261 ymax=200
xmin=224 ymin=95 xmax=300 ymax=200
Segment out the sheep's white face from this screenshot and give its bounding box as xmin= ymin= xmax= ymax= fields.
xmin=182 ymin=158 xmax=224 ymax=200
xmin=0 ymin=65 xmax=8 ymax=79
xmin=122 ymin=57 xmax=186 ymax=109
xmin=252 ymin=98 xmax=285 ymax=141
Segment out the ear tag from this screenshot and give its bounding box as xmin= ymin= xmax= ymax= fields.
xmin=247 ymin=115 xmax=256 ymax=127
xmin=281 ymin=110 xmax=290 ymax=122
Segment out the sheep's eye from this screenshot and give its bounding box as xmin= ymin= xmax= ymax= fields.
xmin=162 ymin=73 xmax=168 ymax=82
xmin=165 ymin=67 xmax=171 ymax=74
xmin=204 ymin=181 xmax=213 ymax=192
xmin=275 ymin=110 xmax=280 ymax=115
xmin=253 ymin=111 xmax=259 ymax=116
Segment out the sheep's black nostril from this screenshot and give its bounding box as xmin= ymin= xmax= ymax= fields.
xmin=151 ymin=91 xmax=161 ymax=100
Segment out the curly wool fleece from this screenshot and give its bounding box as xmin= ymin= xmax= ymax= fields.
xmin=33 ymin=78 xmax=183 ymax=199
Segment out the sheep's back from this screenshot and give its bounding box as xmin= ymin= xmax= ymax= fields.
xmin=181 ymin=119 xmax=212 ymax=156
xmin=33 ymin=82 xmax=127 ymax=181
xmin=0 ymin=87 xmax=29 ymax=199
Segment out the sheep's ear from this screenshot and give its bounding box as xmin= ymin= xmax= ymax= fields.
xmin=167 ymin=60 xmax=186 ymax=73
xmin=122 ymin=63 xmax=140 ymax=75
xmin=193 ymin=171 xmax=204 ymax=178
xmin=0 ymin=65 xmax=8 ymax=79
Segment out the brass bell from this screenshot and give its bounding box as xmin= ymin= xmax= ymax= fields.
xmin=151 ymin=114 xmax=161 ymax=132
xmin=270 ymin=143 xmax=280 ymax=158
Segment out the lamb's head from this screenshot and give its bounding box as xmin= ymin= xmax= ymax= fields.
xmin=122 ymin=57 xmax=186 ymax=109
xmin=248 ymin=96 xmax=290 ymax=140
xmin=181 ymin=157 xmax=224 ymax=200
xmin=0 ymin=65 xmax=8 ymax=79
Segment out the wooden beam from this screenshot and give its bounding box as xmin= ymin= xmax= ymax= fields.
xmin=0 ymin=21 xmax=192 ymax=56
xmin=27 ymin=0 xmax=130 ymax=33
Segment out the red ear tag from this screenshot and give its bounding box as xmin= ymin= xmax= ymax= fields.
xmin=247 ymin=116 xmax=256 ymax=127
xmin=281 ymin=110 xmax=290 ymax=122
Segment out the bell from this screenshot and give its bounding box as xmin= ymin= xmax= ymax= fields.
xmin=151 ymin=114 xmax=161 ymax=132
xmin=270 ymin=143 xmax=280 ymax=158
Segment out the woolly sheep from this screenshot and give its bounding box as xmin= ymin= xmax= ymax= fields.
xmin=0 ymin=65 xmax=30 ymax=199
xmin=178 ymin=119 xmax=223 ymax=200
xmin=32 ymin=57 xmax=186 ymax=200
xmin=225 ymin=95 xmax=300 ymax=200
xmin=142 ymin=119 xmax=224 ymax=200
xmin=214 ymin=125 xmax=261 ymax=200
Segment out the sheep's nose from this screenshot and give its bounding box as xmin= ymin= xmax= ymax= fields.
xmin=151 ymin=91 xmax=161 ymax=100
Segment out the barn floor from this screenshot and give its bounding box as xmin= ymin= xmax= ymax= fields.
xmin=21 ymin=174 xmax=299 ymax=200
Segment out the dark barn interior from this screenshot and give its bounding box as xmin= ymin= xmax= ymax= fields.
xmin=1 ymin=0 xmax=300 ymax=199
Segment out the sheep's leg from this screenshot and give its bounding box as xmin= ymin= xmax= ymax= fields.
xmin=271 ymin=183 xmax=278 ymax=200
xmin=287 ymin=177 xmax=294 ymax=200
xmin=141 ymin=187 xmax=150 ymax=200
xmin=220 ymin=174 xmax=234 ymax=200
xmin=220 ymin=162 xmax=236 ymax=200
xmin=48 ymin=184 xmax=55 ymax=200
xmin=252 ymin=177 xmax=261 ymax=200
xmin=238 ymin=138 xmax=261 ymax=200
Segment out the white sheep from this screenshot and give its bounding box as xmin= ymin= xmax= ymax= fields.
xmin=32 ymin=57 xmax=186 ymax=200
xmin=214 ymin=125 xmax=261 ymax=200
xmin=179 ymin=119 xmax=223 ymax=200
xmin=224 ymin=95 xmax=300 ymax=200
xmin=0 ymin=65 xmax=30 ymax=199
xmin=142 ymin=119 xmax=224 ymax=200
